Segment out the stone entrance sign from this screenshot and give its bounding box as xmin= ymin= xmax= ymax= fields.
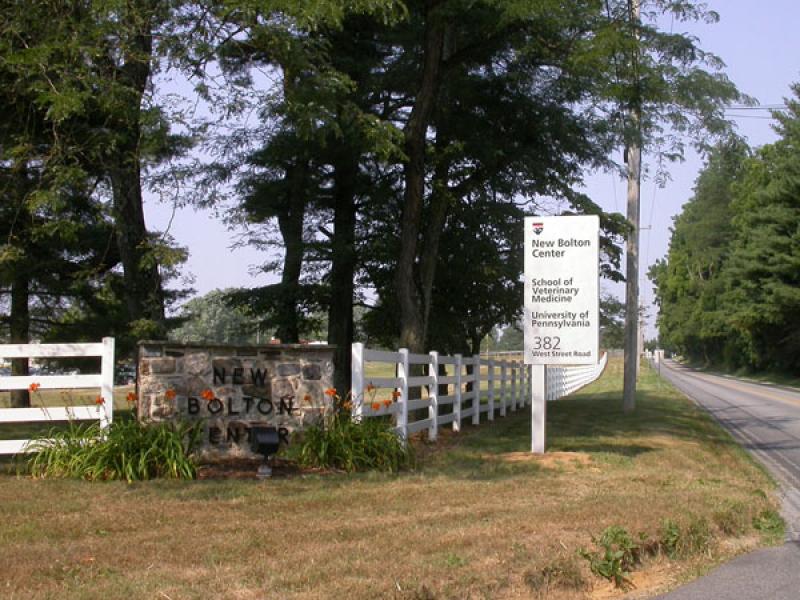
xmin=137 ymin=341 xmax=335 ymax=459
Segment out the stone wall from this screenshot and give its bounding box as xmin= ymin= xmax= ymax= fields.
xmin=137 ymin=341 xmax=335 ymax=459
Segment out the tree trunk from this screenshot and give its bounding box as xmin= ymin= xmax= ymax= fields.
xmin=110 ymin=161 xmax=166 ymax=338
xmin=274 ymin=161 xmax=309 ymax=344
xmin=418 ymin=130 xmax=453 ymax=344
xmin=9 ymin=274 xmax=30 ymax=408
xmin=395 ymin=5 xmax=446 ymax=353
xmin=327 ymin=157 xmax=358 ymax=395
xmin=108 ymin=16 xmax=166 ymax=340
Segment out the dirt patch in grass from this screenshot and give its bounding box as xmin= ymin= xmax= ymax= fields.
xmin=490 ymin=451 xmax=594 ymax=471
xmin=590 ymin=564 xmax=673 ymax=600
xmin=0 ymin=359 xmax=781 ymax=599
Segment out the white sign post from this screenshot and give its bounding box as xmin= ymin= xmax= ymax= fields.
xmin=524 ymin=215 xmax=599 ymax=453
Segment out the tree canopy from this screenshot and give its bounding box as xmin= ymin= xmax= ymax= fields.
xmin=0 ymin=0 xmax=751 ymax=398
xmin=651 ymin=83 xmax=800 ymax=373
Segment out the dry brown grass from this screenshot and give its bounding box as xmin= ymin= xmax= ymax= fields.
xmin=0 ymin=359 xmax=780 ymax=599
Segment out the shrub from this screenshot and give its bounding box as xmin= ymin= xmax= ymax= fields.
xmin=713 ymin=502 xmax=750 ymax=536
xmin=293 ymin=415 xmax=412 ymax=473
xmin=25 ymin=420 xmax=201 ymax=482
xmin=659 ymin=516 xmax=711 ymax=559
xmin=660 ymin=519 xmax=682 ymax=559
xmin=753 ymin=509 xmax=784 ymax=542
xmin=579 ymin=525 xmax=643 ymax=589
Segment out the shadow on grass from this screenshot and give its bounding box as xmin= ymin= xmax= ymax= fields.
xmin=416 ymin=367 xmax=743 ymax=481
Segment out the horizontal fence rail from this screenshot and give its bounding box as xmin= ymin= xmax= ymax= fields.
xmin=0 ymin=338 xmax=114 ymax=455
xmin=352 ymin=344 xmax=607 ymax=442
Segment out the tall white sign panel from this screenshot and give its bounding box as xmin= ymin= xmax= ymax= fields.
xmin=525 ymin=215 xmax=599 ymax=455
xmin=524 ymin=215 xmax=599 ymax=365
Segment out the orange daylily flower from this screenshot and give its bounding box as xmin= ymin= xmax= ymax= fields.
xmin=366 ymin=383 xmax=376 ymax=393
xmin=391 ymin=390 xmax=402 ymax=399
xmin=28 ymin=382 xmax=40 ymax=392
xmin=126 ymin=392 xmax=137 ymax=403
xmin=382 ymin=399 xmax=391 ymax=408
xmin=201 ymin=389 xmax=215 ymax=401
xmin=303 ymin=394 xmax=312 ymax=402
xmin=371 ymin=402 xmax=381 ymax=411
xmin=324 ymin=388 xmax=337 ymax=397
xmin=165 ymin=389 xmax=177 ymax=400
xmin=95 ymin=396 xmax=105 ymax=405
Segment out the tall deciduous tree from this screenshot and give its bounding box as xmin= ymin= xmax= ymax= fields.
xmin=649 ymin=138 xmax=749 ymax=365
xmin=722 ymin=85 xmax=800 ymax=372
xmin=652 ymin=83 xmax=800 ymax=374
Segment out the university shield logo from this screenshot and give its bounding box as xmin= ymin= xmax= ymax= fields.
xmin=533 ymin=222 xmax=544 ymax=235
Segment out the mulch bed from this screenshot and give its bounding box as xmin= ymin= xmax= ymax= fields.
xmin=195 ymin=457 xmax=347 ymax=480
xmin=196 ymin=457 xmax=304 ymax=480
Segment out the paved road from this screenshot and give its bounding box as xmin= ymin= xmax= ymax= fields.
xmin=653 ymin=359 xmax=800 ymax=600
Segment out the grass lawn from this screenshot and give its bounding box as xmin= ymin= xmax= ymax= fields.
xmin=0 ymin=359 xmax=781 ymax=599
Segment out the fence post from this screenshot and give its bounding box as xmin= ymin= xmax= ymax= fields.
xmin=100 ymin=337 xmax=115 ymax=429
xmin=398 ymin=348 xmax=410 ymax=442
xmin=454 ymin=354 xmax=462 ymax=432
xmin=351 ymin=342 xmax=364 ymax=421
xmin=428 ymin=351 xmax=439 ymax=441
xmin=500 ymin=362 xmax=507 ymax=417
xmin=472 ymin=354 xmax=480 ymax=426
xmin=488 ymin=358 xmax=495 ymax=421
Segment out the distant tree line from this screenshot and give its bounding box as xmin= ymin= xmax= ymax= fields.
xmin=1 ymin=0 xmax=741 ymax=400
xmin=650 ymin=83 xmax=800 ymax=374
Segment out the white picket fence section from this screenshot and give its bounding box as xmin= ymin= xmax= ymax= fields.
xmin=0 ymin=338 xmax=115 ymax=454
xmin=352 ymin=343 xmax=607 ymax=442
xmin=545 ymin=352 xmax=609 ymax=401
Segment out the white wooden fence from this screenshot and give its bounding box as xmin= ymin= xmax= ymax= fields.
xmin=0 ymin=338 xmax=115 ymax=454
xmin=545 ymin=352 xmax=609 ymax=401
xmin=352 ymin=343 xmax=607 ymax=442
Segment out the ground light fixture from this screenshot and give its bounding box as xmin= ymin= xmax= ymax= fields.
xmin=250 ymin=425 xmax=281 ymax=479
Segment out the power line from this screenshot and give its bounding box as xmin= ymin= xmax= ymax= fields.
xmin=724 ymin=104 xmax=788 ymax=111
xmin=725 ymin=114 xmax=779 ymax=120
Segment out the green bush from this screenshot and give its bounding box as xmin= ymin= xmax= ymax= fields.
xmin=713 ymin=502 xmax=750 ymax=536
xmin=25 ymin=420 xmax=201 ymax=482
xmin=753 ymin=509 xmax=785 ymax=542
xmin=579 ymin=525 xmax=643 ymax=589
xmin=293 ymin=415 xmax=412 ymax=473
xmin=659 ymin=516 xmax=711 ymax=559
xmin=660 ymin=519 xmax=682 ymax=559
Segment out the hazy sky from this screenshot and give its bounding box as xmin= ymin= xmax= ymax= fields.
xmin=145 ymin=1 xmax=800 ymax=338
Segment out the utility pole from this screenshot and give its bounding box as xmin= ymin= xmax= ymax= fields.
xmin=623 ymin=0 xmax=641 ymax=413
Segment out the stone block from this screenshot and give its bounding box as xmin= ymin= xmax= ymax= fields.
xmin=184 ymin=352 xmax=211 ymax=376
xmin=302 ymin=363 xmax=322 ymax=380
xmin=149 ymin=357 xmax=176 ymax=374
xmin=277 ymin=363 xmax=301 ymax=377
